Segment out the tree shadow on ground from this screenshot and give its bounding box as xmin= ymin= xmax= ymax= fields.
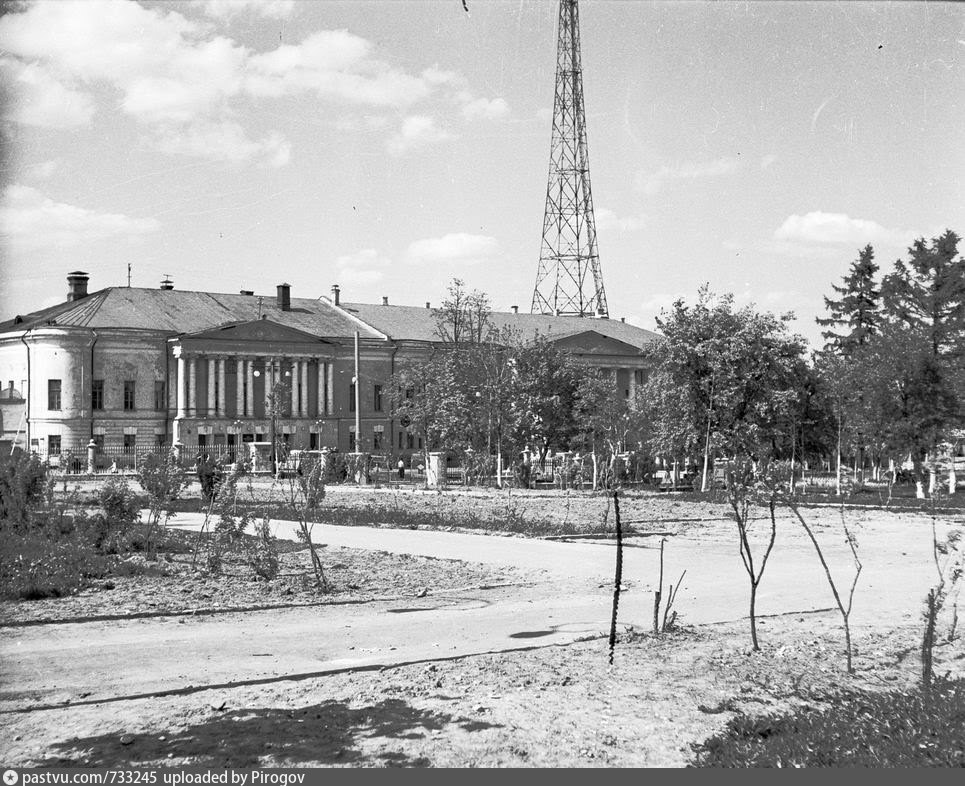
xmin=41 ymin=697 xmax=502 ymax=767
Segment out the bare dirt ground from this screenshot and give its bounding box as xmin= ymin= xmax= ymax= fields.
xmin=2 ymin=487 xmax=963 ymax=767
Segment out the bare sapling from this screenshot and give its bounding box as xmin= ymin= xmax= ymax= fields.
xmin=652 ymin=537 xmax=686 ymax=634
xmin=785 ymin=493 xmax=862 ymax=675
xmin=921 ymin=507 xmax=963 ymax=695
xmin=607 ymin=490 xmax=623 ymax=665
xmin=724 ymin=459 xmax=778 ymax=651
xmin=278 ymin=457 xmax=330 ymax=591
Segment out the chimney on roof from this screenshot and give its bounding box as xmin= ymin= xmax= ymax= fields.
xmin=425 ymin=302 xmax=431 ymax=309
xmin=277 ymin=282 xmax=291 ymax=311
xmin=331 ymin=284 xmax=340 ymax=306
xmin=382 ymin=296 xmax=389 ymax=306
xmin=66 ymin=271 xmax=89 ymax=302
xmin=511 ymin=305 xmax=519 ymax=314
xmin=620 ymin=317 xmax=625 ymax=323
xmin=240 ymin=289 xmax=254 ymax=296
xmin=160 ymin=276 xmax=174 ymax=291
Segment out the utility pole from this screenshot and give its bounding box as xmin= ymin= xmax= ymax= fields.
xmin=531 ymin=0 xmax=608 ymax=318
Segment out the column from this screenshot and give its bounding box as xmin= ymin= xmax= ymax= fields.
xmin=207 ymin=357 xmax=216 ymax=415
xmin=628 ymin=368 xmax=637 ymax=400
xmin=246 ymin=359 xmax=254 ymax=417
xmin=236 ymin=358 xmax=245 ymax=416
xmin=176 ymin=355 xmax=187 ymax=419
xmin=325 ymin=362 xmax=334 ymax=415
xmin=317 ymin=362 xmax=326 ymax=416
xmin=188 ymin=357 xmax=197 ymax=416
xmin=217 ymin=357 xmax=227 ymax=415
xmin=290 ymin=359 xmax=299 ymax=417
xmin=300 ymin=360 xmax=309 ymax=417
xmin=264 ymin=357 xmax=275 ymax=412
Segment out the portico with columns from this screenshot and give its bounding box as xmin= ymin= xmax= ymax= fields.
xmin=169 ymin=320 xmax=344 ymax=452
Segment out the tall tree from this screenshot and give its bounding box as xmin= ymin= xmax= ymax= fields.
xmin=641 ymin=287 xmax=808 ymax=474
xmin=817 ymin=244 xmax=881 ymax=356
xmin=432 ymin=278 xmax=493 ymax=345
xmin=881 ymin=230 xmax=965 ymax=359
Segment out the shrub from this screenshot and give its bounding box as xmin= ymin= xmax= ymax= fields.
xmin=94 ymin=476 xmax=143 ymax=553
xmin=691 ymin=679 xmax=965 ymax=767
xmin=0 ymin=450 xmax=49 ymax=529
xmin=0 ymin=516 xmax=110 ymax=599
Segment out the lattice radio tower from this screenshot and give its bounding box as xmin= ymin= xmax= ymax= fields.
xmin=531 ymin=0 xmax=608 ymax=318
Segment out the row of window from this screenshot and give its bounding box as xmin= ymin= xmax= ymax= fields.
xmin=47 ymin=379 xmax=388 ymax=413
xmin=46 ymin=379 xmax=165 ymax=411
xmin=45 ymin=429 xmax=423 ymax=454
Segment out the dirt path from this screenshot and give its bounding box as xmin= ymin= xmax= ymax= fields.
xmin=2 ymin=497 xmax=962 ymax=767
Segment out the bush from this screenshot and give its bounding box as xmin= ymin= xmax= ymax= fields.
xmin=0 ymin=450 xmax=49 ymax=529
xmin=690 ymin=680 xmax=965 ymax=767
xmin=0 ymin=520 xmax=110 ymax=599
xmin=94 ymin=477 xmax=143 ymax=553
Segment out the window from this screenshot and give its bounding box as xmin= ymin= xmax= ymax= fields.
xmin=123 ymin=434 xmax=136 ymax=454
xmin=349 ymin=382 xmax=356 ymax=412
xmin=373 ymin=384 xmax=383 ymax=412
xmin=398 ymin=431 xmax=404 ymax=450
xmin=198 ymin=434 xmax=207 ymax=448
xmin=92 ymin=434 xmax=104 ymax=449
xmin=48 ymin=435 xmax=61 ymax=455
xmin=634 ymin=369 xmax=645 ymax=386
xmin=47 ymin=379 xmax=62 ymax=410
xmin=348 ymin=427 xmax=356 ymax=452
xmin=373 ymin=425 xmax=384 ymax=450
xmin=91 ymin=379 xmax=104 ymax=410
xmin=154 ymin=381 xmax=166 ymax=411
xmin=155 ymin=434 xmax=166 ymax=449
xmin=123 ymin=380 xmax=136 ymax=411
xmin=407 ymin=433 xmax=414 ymax=450
xmin=310 ymin=432 xmax=319 ymax=450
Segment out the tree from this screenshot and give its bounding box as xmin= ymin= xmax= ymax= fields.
xmin=573 ymin=372 xmax=633 ymax=489
xmin=641 ymin=287 xmax=809 ymax=482
xmin=881 ymin=230 xmax=965 ymax=359
xmin=817 ymin=244 xmax=881 ymax=356
xmin=433 ymin=278 xmax=493 ymax=345
xmin=874 ymin=230 xmax=965 ymax=495
xmin=511 ymin=332 xmax=584 ymax=468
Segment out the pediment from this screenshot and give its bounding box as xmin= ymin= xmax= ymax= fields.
xmin=182 ymin=320 xmax=330 ymax=345
xmin=551 ymin=330 xmax=643 ymax=356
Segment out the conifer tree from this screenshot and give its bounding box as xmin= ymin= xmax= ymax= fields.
xmin=817 ymin=244 xmax=880 ymax=356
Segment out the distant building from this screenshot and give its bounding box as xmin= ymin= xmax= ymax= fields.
xmin=0 ymin=272 xmax=658 ymax=459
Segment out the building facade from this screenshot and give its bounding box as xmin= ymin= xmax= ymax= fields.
xmin=0 ymin=272 xmax=659 ymax=461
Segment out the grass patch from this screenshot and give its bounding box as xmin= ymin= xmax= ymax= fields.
xmin=690 ymin=679 xmax=965 ymax=767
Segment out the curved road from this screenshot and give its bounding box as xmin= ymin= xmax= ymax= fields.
xmin=0 ymin=512 xmax=953 ymax=711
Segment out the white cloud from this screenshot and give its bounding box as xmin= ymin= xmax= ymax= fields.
xmin=191 ymin=0 xmax=296 ymax=20
xmin=405 ymin=234 xmax=501 ymax=266
xmin=334 ymin=248 xmax=391 ymax=286
xmin=460 ymin=96 xmax=510 ymax=121
xmin=387 ymin=115 xmax=452 ymax=156
xmin=760 ymin=153 xmax=778 ymax=169
xmin=638 ymin=156 xmax=741 ymax=195
xmin=0 ymin=58 xmax=94 ymax=128
xmin=595 ymin=207 xmax=647 ymax=233
xmin=773 ymin=212 xmax=917 ymax=247
xmin=0 ymin=1 xmax=455 ymax=164
xmin=23 ymin=160 xmax=60 ymax=180
xmin=154 ymin=122 xmax=290 ymax=167
xmin=0 ymin=184 xmax=160 ymax=250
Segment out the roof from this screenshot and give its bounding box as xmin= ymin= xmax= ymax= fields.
xmin=0 ymin=286 xmax=661 ymax=350
xmin=341 ymin=302 xmax=661 ymax=350
xmin=0 ymin=287 xmax=384 ymax=339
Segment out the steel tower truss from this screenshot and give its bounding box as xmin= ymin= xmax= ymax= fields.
xmin=531 ymin=0 xmax=608 ymax=318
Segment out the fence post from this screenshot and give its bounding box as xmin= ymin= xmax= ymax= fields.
xmin=86 ymin=439 xmax=97 ymax=475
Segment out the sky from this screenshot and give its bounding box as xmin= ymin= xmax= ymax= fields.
xmin=1 ymin=0 xmax=963 ymax=349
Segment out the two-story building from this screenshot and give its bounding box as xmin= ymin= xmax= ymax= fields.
xmin=0 ymin=272 xmax=660 ymax=461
